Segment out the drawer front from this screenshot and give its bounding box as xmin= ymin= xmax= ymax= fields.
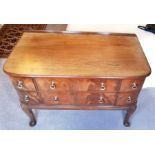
xmin=116 ymin=92 xmax=139 ymax=106
xmin=41 ymin=92 xmax=76 ymax=105
xmin=36 ymin=78 xmax=78 ymax=92
xmin=77 ymin=79 xmax=120 ymax=92
xmin=17 ymin=91 xmax=40 ymax=105
xmin=36 ymin=78 xmax=119 ymax=92
xmin=120 ymin=78 xmax=144 ymax=92
xmin=11 ymin=77 xmax=36 ymax=91
xmin=78 ymin=92 xmax=116 ymax=105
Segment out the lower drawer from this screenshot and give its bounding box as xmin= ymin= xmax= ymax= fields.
xmin=16 ymin=91 xmax=41 ymax=105
xmin=41 ymin=91 xmax=116 ymax=105
xmin=41 ymin=92 xmax=76 ymax=105
xmin=116 ymin=92 xmax=139 ymax=106
xmin=77 ymin=92 xmax=116 ymax=105
xmin=17 ymin=90 xmax=140 ymax=106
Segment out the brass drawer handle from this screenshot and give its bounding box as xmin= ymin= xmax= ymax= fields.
xmin=17 ymin=81 xmax=24 ymax=89
xmin=50 ymin=81 xmax=56 ymax=90
xmin=98 ymin=96 xmax=104 ymax=104
xmin=100 ymin=83 xmax=106 ymax=90
xmin=127 ymin=96 xmax=131 ymax=103
xmin=24 ymin=95 xmax=29 ymax=103
xmin=52 ymin=96 xmax=59 ymax=104
xmin=132 ymin=82 xmax=137 ymax=89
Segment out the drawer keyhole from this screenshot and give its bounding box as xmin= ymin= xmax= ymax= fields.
xmin=50 ymin=81 xmax=56 ymax=90
xmin=98 ymin=96 xmax=104 ymax=104
xmin=17 ymin=81 xmax=24 ymax=89
xmin=100 ymin=83 xmax=106 ymax=90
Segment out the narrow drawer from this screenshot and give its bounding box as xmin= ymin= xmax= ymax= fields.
xmin=11 ymin=77 xmax=36 ymax=91
xmin=36 ymin=78 xmax=78 ymax=92
xmin=77 ymin=79 xmax=120 ymax=92
xmin=41 ymin=92 xmax=76 ymax=105
xmin=120 ymin=78 xmax=145 ymax=92
xmin=16 ymin=91 xmax=41 ymax=105
xmin=116 ymin=92 xmax=139 ymax=106
xmin=78 ymin=92 xmax=116 ymax=105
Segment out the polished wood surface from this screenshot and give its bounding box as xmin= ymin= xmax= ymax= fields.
xmin=10 ymin=76 xmax=144 ymax=106
xmin=4 ymin=32 xmax=151 ymax=77
xmin=4 ymin=31 xmax=151 ymax=127
xmin=35 ymin=78 xmax=120 ymax=92
xmin=11 ymin=77 xmax=36 ymax=91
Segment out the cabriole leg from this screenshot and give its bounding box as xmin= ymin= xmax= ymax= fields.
xmin=20 ymin=103 xmax=37 ymax=127
xmin=124 ymin=105 xmax=137 ymax=127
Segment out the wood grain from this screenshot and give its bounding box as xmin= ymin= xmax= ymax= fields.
xmin=116 ymin=91 xmax=139 ymax=106
xmin=4 ymin=32 xmax=151 ymax=77
xmin=120 ymin=78 xmax=145 ymax=92
xmin=35 ymin=77 xmax=120 ymax=92
xmin=11 ymin=77 xmax=36 ymax=91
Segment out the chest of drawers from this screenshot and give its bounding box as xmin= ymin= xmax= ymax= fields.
xmin=3 ymin=31 xmax=151 ymax=127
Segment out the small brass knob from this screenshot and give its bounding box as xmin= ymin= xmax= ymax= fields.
xmin=100 ymin=83 xmax=106 ymax=90
xmin=98 ymin=96 xmax=104 ymax=104
xmin=53 ymin=96 xmax=59 ymax=104
xmin=50 ymin=81 xmax=56 ymax=90
xmin=24 ymin=95 xmax=29 ymax=103
xmin=132 ymin=82 xmax=137 ymax=89
xmin=127 ymin=96 xmax=131 ymax=103
xmin=17 ymin=81 xmax=24 ymax=89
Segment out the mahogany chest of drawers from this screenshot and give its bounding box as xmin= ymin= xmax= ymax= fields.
xmin=3 ymin=31 xmax=151 ymax=127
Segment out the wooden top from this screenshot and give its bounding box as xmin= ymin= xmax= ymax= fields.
xmin=4 ymin=31 xmax=151 ymax=78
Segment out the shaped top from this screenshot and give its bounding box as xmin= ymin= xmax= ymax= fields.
xmin=4 ymin=31 xmax=151 ymax=78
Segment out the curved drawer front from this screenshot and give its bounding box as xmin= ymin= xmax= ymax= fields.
xmin=11 ymin=77 xmax=143 ymax=106
xmin=16 ymin=91 xmax=40 ymax=105
xmin=116 ymin=92 xmax=139 ymax=106
xmin=77 ymin=92 xmax=116 ymax=105
xmin=120 ymin=78 xmax=144 ymax=92
xmin=11 ymin=77 xmax=36 ymax=91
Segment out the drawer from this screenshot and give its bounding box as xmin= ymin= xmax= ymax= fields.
xmin=36 ymin=78 xmax=120 ymax=92
xmin=77 ymin=79 xmax=120 ymax=92
xmin=36 ymin=78 xmax=78 ymax=92
xmin=116 ymin=92 xmax=139 ymax=106
xmin=120 ymin=78 xmax=145 ymax=92
xmin=16 ymin=91 xmax=41 ymax=105
xmin=78 ymin=92 xmax=116 ymax=105
xmin=11 ymin=77 xmax=36 ymax=91
xmin=41 ymin=92 xmax=76 ymax=105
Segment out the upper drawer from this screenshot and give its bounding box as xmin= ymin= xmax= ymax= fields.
xmin=36 ymin=78 xmax=78 ymax=92
xmin=77 ymin=79 xmax=119 ymax=92
xmin=36 ymin=78 xmax=120 ymax=92
xmin=120 ymin=78 xmax=145 ymax=92
xmin=10 ymin=77 xmax=36 ymax=91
